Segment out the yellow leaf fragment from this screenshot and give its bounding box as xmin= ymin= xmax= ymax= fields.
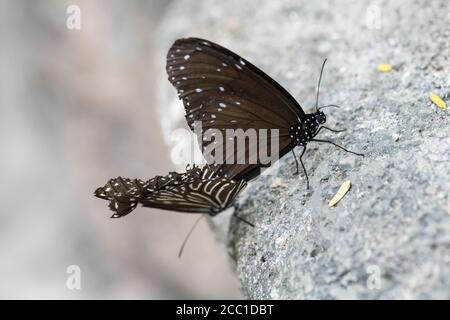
xmin=377 ymin=63 xmax=392 ymax=72
xmin=328 ymin=180 xmax=352 ymax=207
xmin=429 ymin=92 xmax=447 ymax=109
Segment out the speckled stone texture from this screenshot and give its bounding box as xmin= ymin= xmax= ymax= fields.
xmin=156 ymin=0 xmax=450 ymax=299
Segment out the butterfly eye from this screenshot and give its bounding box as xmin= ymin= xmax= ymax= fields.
xmin=318 ymin=112 xmax=326 ymax=124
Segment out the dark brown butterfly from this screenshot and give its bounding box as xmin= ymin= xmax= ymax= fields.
xmin=94 ymin=165 xmax=247 ymax=218
xmin=166 ymin=38 xmax=363 ymax=188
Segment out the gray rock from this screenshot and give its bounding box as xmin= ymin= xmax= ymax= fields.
xmin=157 ymin=0 xmax=450 ymax=299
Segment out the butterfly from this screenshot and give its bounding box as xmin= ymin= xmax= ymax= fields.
xmin=94 ymin=165 xmax=248 ymax=220
xmin=166 ymin=38 xmax=363 ymax=188
xmin=94 ymin=165 xmax=251 ymax=257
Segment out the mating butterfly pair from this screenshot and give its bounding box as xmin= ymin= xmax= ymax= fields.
xmin=95 ymin=37 xmax=362 ymax=220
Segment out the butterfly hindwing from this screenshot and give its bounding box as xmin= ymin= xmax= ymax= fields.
xmin=141 ymin=175 xmax=247 ymax=215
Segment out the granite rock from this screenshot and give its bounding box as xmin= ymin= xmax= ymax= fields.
xmin=156 ymin=0 xmax=450 ymax=299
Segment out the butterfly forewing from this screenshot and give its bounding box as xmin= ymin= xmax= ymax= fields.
xmin=166 ymin=38 xmax=306 ymax=180
xmin=167 ymin=38 xmax=305 ymax=123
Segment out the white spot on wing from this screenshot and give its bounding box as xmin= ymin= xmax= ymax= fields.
xmin=184 ymin=54 xmax=190 ymax=60
xmin=195 ymin=88 xmax=203 ymax=92
xmin=219 ymin=102 xmax=227 ymax=108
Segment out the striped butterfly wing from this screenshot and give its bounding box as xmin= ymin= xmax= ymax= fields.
xmin=166 ymin=38 xmax=304 ymax=180
xmin=94 ymin=165 xmax=206 ymax=218
xmin=140 ymin=175 xmax=247 ymax=215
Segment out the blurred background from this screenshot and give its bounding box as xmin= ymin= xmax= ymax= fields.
xmin=0 ymin=0 xmax=242 ymax=299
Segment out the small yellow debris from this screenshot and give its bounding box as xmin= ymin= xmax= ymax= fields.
xmin=328 ymin=180 xmax=352 ymax=207
xmin=429 ymin=92 xmax=447 ymax=109
xmin=377 ymin=63 xmax=392 ymax=72
xmin=271 ymin=177 xmax=285 ymax=188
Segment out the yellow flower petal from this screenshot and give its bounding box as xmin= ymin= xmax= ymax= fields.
xmin=328 ymin=180 xmax=352 ymax=207
xmin=429 ymin=92 xmax=447 ymax=109
xmin=377 ymin=63 xmax=392 ymax=72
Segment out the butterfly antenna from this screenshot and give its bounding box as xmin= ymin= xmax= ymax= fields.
xmin=315 ymin=58 xmax=328 ymax=112
xmin=178 ymin=215 xmax=205 ymax=258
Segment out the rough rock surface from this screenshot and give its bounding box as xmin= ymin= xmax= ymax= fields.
xmin=156 ymin=0 xmax=450 ymax=299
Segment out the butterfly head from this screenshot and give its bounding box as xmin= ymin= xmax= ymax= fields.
xmin=315 ymin=110 xmax=326 ymax=125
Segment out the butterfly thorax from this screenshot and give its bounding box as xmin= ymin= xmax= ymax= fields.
xmin=289 ymin=111 xmax=326 ymax=146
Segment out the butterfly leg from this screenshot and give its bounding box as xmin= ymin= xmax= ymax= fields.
xmin=317 ymin=126 xmax=346 ymax=134
xmin=298 ymin=146 xmax=310 ymax=189
xmin=291 ymin=150 xmax=299 ymax=175
xmin=311 ymin=139 xmax=364 ymax=156
xmin=233 ymin=213 xmax=255 ymax=227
